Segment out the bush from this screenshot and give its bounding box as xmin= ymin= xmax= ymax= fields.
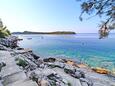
xmin=0 ymin=20 xmax=11 ymax=38
xmin=68 ymin=82 xmax=72 ymax=86
xmin=16 ymin=59 xmax=28 ymax=68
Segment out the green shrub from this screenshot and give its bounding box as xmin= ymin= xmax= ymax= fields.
xmin=0 ymin=20 xmax=11 ymax=38
xmin=16 ymin=59 xmax=28 ymax=68
xmin=68 ymin=82 xmax=72 ymax=86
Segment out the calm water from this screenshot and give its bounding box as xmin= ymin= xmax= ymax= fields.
xmin=16 ymin=33 xmax=115 ymax=71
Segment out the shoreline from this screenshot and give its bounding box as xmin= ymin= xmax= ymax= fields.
xmin=19 ymin=49 xmax=115 ymax=75
xmin=0 ymin=39 xmax=115 ymax=74
xmin=0 ymin=37 xmax=115 ymax=86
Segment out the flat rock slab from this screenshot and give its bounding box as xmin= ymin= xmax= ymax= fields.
xmin=14 ymin=49 xmax=32 ymax=54
xmin=53 ymin=68 xmax=82 ymax=86
xmin=6 ymin=79 xmax=37 ymax=86
xmin=0 ymin=51 xmax=21 ymax=77
xmin=0 ymin=51 xmax=37 ymax=86
xmin=2 ymin=72 xmax=27 ymax=86
xmin=80 ymin=68 xmax=115 ymax=86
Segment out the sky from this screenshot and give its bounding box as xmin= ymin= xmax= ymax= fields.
xmin=0 ymin=0 xmax=104 ymax=33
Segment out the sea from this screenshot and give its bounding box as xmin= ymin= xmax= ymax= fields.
xmin=15 ymin=33 xmax=115 ymax=71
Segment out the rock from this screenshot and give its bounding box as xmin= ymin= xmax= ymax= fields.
xmin=64 ymin=64 xmax=75 ymax=70
xmin=16 ymin=47 xmax=24 ymax=50
xmin=37 ymin=59 xmax=44 ymax=66
xmin=0 ymin=81 xmax=3 ymax=86
xmin=92 ymin=67 xmax=109 ymax=74
xmin=64 ymin=68 xmax=74 ymax=74
xmin=42 ymin=69 xmax=57 ymax=76
xmin=55 ymin=81 xmax=61 ymax=86
xmin=6 ymin=79 xmax=38 ymax=86
xmin=43 ymin=58 xmax=56 ymax=62
xmin=64 ymin=66 xmax=86 ymax=79
xmin=54 ymin=62 xmax=65 ymax=68
xmin=47 ymin=62 xmax=65 ymax=68
xmin=0 ymin=36 xmax=19 ymax=48
xmin=55 ymin=73 xmax=63 ymax=80
xmin=66 ymin=60 xmax=75 ymax=65
xmin=16 ymin=55 xmax=37 ymax=70
xmin=56 ymin=58 xmax=65 ymax=63
xmin=61 ymin=59 xmax=67 ymax=63
xmin=2 ymin=72 xmax=27 ymax=86
xmin=111 ymin=69 xmax=115 ymax=75
xmin=81 ymin=82 xmax=88 ymax=86
xmin=62 ymin=79 xmax=68 ymax=85
xmin=77 ymin=64 xmax=87 ymax=68
xmin=80 ymin=78 xmax=93 ymax=86
xmin=0 ymin=44 xmax=7 ymax=50
xmin=40 ymin=80 xmax=49 ymax=86
xmin=47 ymin=72 xmax=68 ymax=86
xmin=47 ymin=73 xmax=56 ymax=80
xmin=48 ymin=62 xmax=65 ymax=68
xmin=14 ymin=48 xmax=32 ymax=54
xmin=47 ymin=63 xmax=56 ymax=68
xmin=0 ymin=62 xmax=6 ymax=71
xmin=29 ymin=72 xmax=39 ymax=82
xmin=73 ymin=70 xmax=85 ymax=78
xmin=39 ymin=64 xmax=45 ymax=68
xmin=31 ymin=53 xmax=40 ymax=60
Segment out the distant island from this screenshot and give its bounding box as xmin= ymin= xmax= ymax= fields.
xmin=12 ymin=31 xmax=76 ymax=35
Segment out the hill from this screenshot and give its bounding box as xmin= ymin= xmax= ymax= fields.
xmin=12 ymin=31 xmax=76 ymax=35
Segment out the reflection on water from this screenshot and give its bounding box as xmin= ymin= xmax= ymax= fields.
xmin=15 ymin=33 xmax=115 ymax=71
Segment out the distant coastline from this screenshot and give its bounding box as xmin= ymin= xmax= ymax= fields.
xmin=12 ymin=31 xmax=76 ymax=35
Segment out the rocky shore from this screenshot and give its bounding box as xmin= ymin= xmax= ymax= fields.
xmin=0 ymin=40 xmax=115 ymax=86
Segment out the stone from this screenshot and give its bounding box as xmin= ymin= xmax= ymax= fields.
xmin=66 ymin=60 xmax=75 ymax=65
xmin=40 ymin=80 xmax=49 ymax=86
xmin=6 ymin=79 xmax=38 ymax=86
xmin=56 ymin=58 xmax=65 ymax=63
xmin=0 ymin=62 xmax=6 ymax=71
xmin=43 ymin=58 xmax=56 ymax=62
xmin=37 ymin=59 xmax=44 ymax=66
xmin=16 ymin=47 xmax=24 ymax=50
xmin=2 ymin=72 xmax=27 ymax=86
xmin=0 ymin=81 xmax=3 ymax=86
xmin=77 ymin=64 xmax=87 ymax=68
xmin=47 ymin=61 xmax=65 ymax=68
xmin=31 ymin=53 xmax=40 ymax=60
xmin=42 ymin=69 xmax=57 ymax=76
xmin=0 ymin=36 xmax=20 ymax=48
xmin=80 ymin=78 xmax=93 ymax=86
xmin=74 ymin=70 xmax=85 ymax=78
xmin=64 ymin=68 xmax=74 ymax=74
xmin=62 ymin=79 xmax=68 ymax=85
xmin=29 ymin=72 xmax=39 ymax=82
xmin=81 ymin=82 xmax=88 ymax=86
xmin=0 ymin=44 xmax=7 ymax=50
xmin=64 ymin=64 xmax=75 ymax=71
xmin=39 ymin=64 xmax=45 ymax=68
xmin=53 ymin=61 xmax=65 ymax=68
xmin=14 ymin=48 xmax=32 ymax=54
xmin=62 ymin=59 xmax=67 ymax=63
xmin=92 ymin=67 xmax=109 ymax=74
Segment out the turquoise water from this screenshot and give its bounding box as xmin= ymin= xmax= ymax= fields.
xmin=17 ymin=33 xmax=115 ymax=71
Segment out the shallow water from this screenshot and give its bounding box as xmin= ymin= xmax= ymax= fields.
xmin=16 ymin=33 xmax=115 ymax=71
